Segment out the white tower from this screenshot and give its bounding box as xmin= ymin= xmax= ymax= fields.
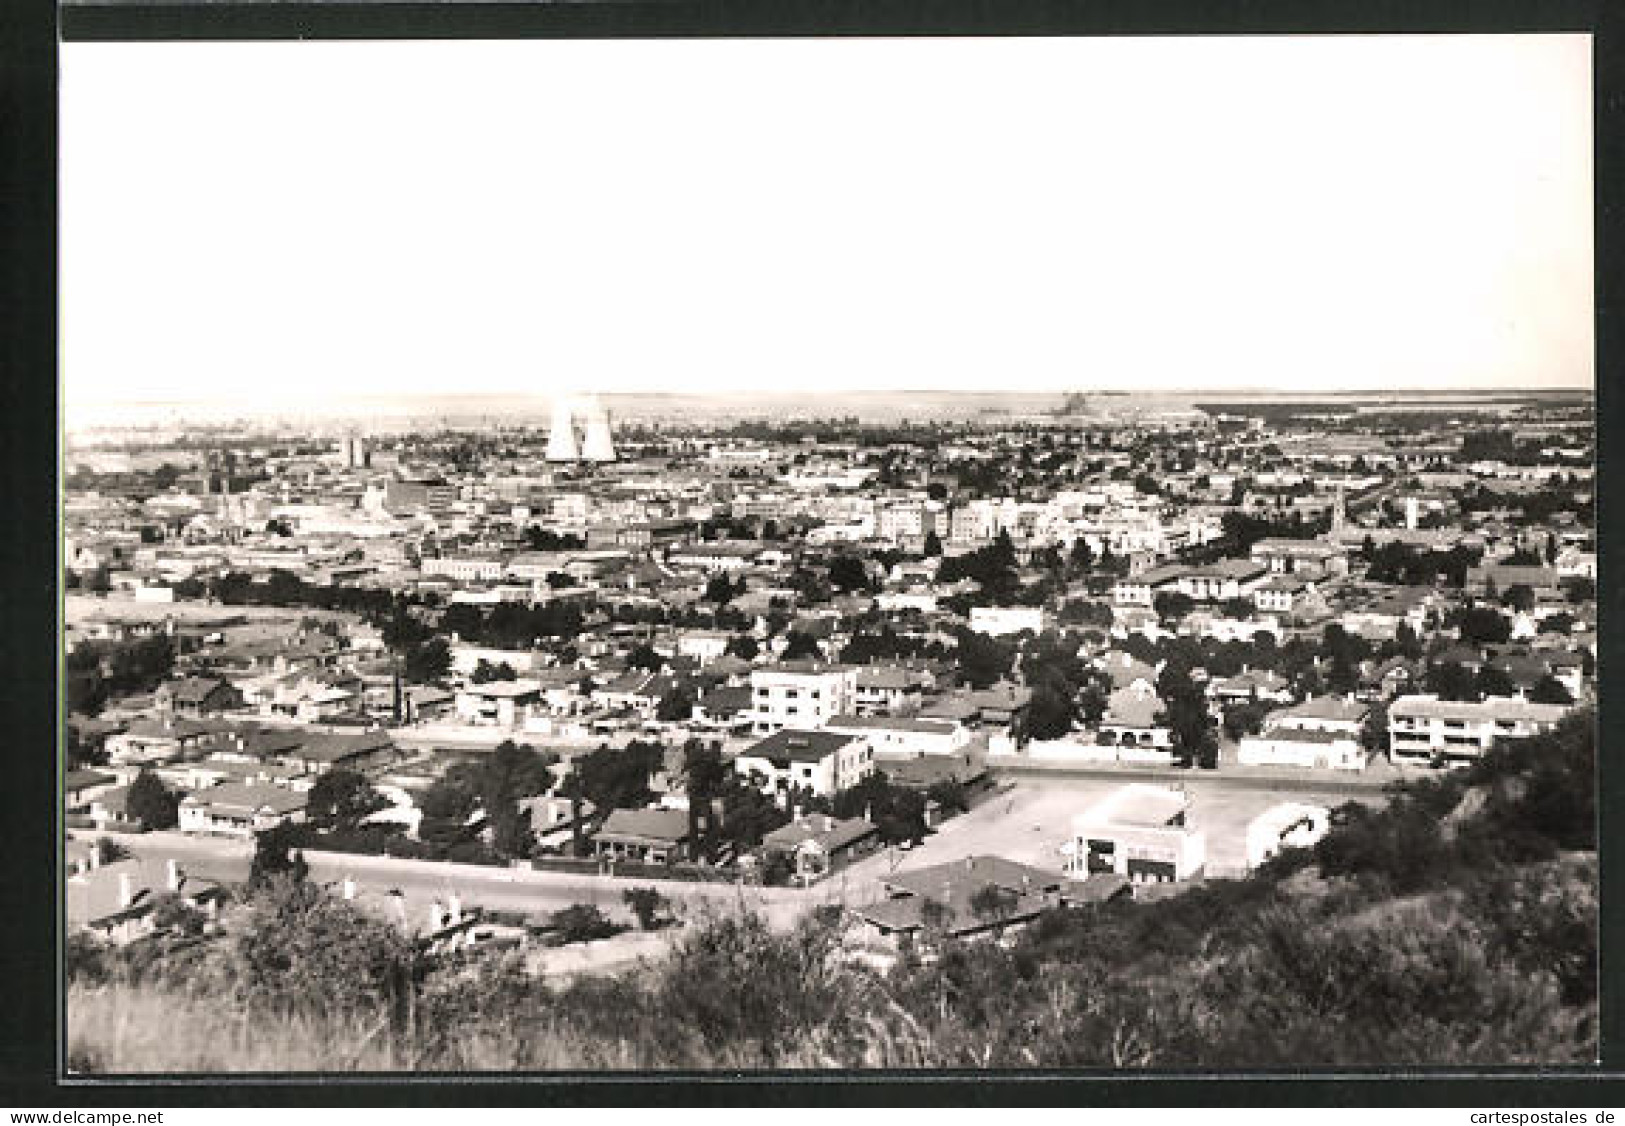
xmin=579 ymin=395 xmax=617 ymax=463
xmin=546 ymin=396 xmax=580 ymax=462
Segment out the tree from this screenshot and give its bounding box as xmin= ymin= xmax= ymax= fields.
xmin=969 ymin=884 xmax=1018 ymax=931
xmin=925 ymin=779 xmax=970 ymax=817
xmin=1222 ymin=701 xmax=1270 ymax=742
xmin=1474 ymin=664 xmax=1517 ymax=700
xmin=1500 ymin=584 xmax=1537 ymax=613
xmin=828 ymin=554 xmax=870 ymax=594
xmin=249 ymin=821 xmax=310 ymax=888
xmin=126 ymin=769 xmax=178 ymax=830
xmin=956 ymin=630 xmax=1015 ymax=690
xmin=416 ymin=769 xmax=481 ymax=846
xmin=1157 ymin=663 xmax=1218 ymax=769
xmin=1428 ymin=661 xmax=1479 ymax=703
xmin=780 ymin=632 xmax=823 ymax=662
xmin=705 ymin=574 xmax=737 ymax=605
xmin=1529 ymin=675 xmax=1575 ymax=706
xmin=725 ymin=634 xmax=760 ymax=661
xmin=230 ymin=875 xmax=415 ymax=1017
xmin=627 ymin=644 xmax=665 ymax=673
xmin=623 ymin=887 xmax=670 ymax=931
xmin=470 ymin=659 xmax=517 ymax=684
xmin=923 ymin=530 xmax=944 ymax=557
xmin=1453 ymin=606 xmax=1512 ymax=647
xmin=549 ymin=903 xmax=622 ymax=945
xmin=1025 ymin=683 xmax=1076 ymax=741
xmin=404 ymin=637 xmax=452 ymax=684
xmin=1153 ymin=591 xmax=1196 ymax=625
xmin=656 ymin=684 xmax=695 ymax=722
xmin=306 ymin=769 xmax=387 ymax=832
xmin=571 ymin=741 xmax=665 ymax=815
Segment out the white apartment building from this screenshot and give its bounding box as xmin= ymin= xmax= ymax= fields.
xmin=823 ymin=714 xmax=971 ymax=759
xmin=747 ymin=663 xmax=858 ymax=735
xmin=421 ymin=553 xmax=509 ymax=583
xmin=968 ymin=605 xmax=1046 ymax=637
xmin=1387 ymin=694 xmax=1571 ymax=767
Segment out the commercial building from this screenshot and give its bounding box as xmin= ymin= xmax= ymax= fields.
xmin=1065 ymin=783 xmax=1206 ymax=884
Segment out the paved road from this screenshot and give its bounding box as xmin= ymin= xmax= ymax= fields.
xmin=79 ymin=829 xmax=846 ymax=928
xmin=989 ymin=761 xmax=1392 ymax=797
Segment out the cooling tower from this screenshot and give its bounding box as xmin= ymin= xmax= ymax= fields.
xmin=579 ymin=396 xmax=617 ymax=463
xmin=545 ymin=396 xmax=580 ymax=462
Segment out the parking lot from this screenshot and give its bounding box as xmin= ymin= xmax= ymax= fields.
xmin=846 ymin=775 xmax=1390 ymax=883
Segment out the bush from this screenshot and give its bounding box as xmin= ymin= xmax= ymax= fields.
xmin=548 ymin=904 xmax=623 ymax=946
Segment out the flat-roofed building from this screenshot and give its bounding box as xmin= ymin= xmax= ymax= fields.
xmin=1387 ymin=693 xmax=1571 ymax=767
xmin=823 ymin=713 xmax=971 ymax=759
xmin=747 ymin=662 xmax=858 ymax=735
xmin=1066 ymin=783 xmax=1206 ymax=884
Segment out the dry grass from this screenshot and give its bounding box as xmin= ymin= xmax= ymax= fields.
xmin=68 ymin=984 xmax=407 ymax=1073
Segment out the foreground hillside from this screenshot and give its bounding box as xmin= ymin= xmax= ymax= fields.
xmin=68 ymin=713 xmax=1597 ymax=1071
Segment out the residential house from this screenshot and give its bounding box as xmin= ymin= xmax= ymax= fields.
xmin=1206 ymin=669 xmax=1292 ymax=710
xmin=178 ymin=781 xmax=308 ymax=838
xmin=591 ymin=807 xmax=692 ymax=864
xmin=153 ymin=676 xmax=243 ymax=718
xmin=106 ymin=717 xmax=214 ymax=766
xmin=455 ymin=680 xmax=544 ymax=728
xmin=732 ymin=727 xmax=875 ymax=798
xmin=853 ymin=855 xmax=1087 ymax=943
xmin=276 ymin=729 xmax=398 ymax=777
xmin=1096 ymin=681 xmax=1172 ymax=756
xmin=65 ymin=769 xmax=119 ymax=813
xmin=1249 ymin=538 xmax=1350 ymax=579
xmin=761 ymin=813 xmax=880 ymax=882
xmin=66 ymin=856 xmax=224 ymax=945
xmin=1236 ymin=695 xmax=1370 ymax=771
xmin=853 ymin=664 xmax=934 ymax=716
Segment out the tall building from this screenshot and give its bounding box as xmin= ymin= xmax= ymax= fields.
xmin=545 ymin=398 xmax=581 ymax=462
xmin=545 ymin=393 xmax=617 ymax=464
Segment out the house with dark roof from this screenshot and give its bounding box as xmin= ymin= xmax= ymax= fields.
xmin=154 ymin=676 xmax=243 ymax=718
xmin=276 ymin=729 xmax=398 ymax=776
xmin=760 ymin=813 xmax=880 ymax=882
xmin=590 ymin=807 xmax=692 ymax=864
xmin=852 ymin=855 xmax=1111 ymax=943
xmin=65 ymin=855 xmax=225 ymax=945
xmin=732 ymin=727 xmax=875 ymax=797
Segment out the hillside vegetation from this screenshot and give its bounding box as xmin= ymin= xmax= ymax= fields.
xmin=68 ymin=712 xmax=1597 ymax=1071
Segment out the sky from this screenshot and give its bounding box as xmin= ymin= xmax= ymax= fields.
xmin=60 ymin=35 xmax=1593 ymax=415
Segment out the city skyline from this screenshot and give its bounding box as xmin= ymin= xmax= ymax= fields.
xmin=61 ymin=35 xmax=1592 ymax=417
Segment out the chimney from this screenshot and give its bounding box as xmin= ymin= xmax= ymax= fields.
xmin=89 ymin=846 xmax=100 ymax=871
xmin=117 ymin=872 xmax=134 ymax=910
xmin=166 ymin=858 xmax=181 ymax=892
xmin=448 ymin=893 xmax=463 ymax=925
xmin=342 ymin=876 xmax=357 ymax=901
xmin=429 ymin=900 xmax=444 ymax=931
xmin=793 ymin=805 xmax=803 ymax=823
